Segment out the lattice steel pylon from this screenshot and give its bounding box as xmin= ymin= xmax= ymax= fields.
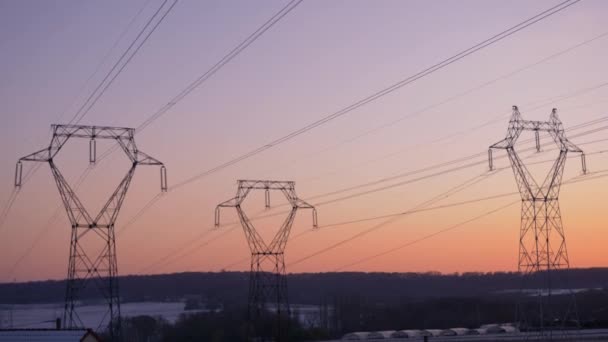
xmin=489 ymin=106 xmax=586 ymax=340
xmin=215 ymin=180 xmax=318 ymax=341
xmin=14 ymin=125 xmax=167 ymax=340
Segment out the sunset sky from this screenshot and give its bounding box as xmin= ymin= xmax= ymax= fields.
xmin=1 ymin=0 xmax=608 ymax=283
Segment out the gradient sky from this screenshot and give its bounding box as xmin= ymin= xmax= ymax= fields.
xmin=1 ymin=0 xmax=608 ymax=283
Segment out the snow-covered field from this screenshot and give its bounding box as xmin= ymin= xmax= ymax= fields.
xmin=0 ymin=302 xmax=327 ymax=329
xmin=0 ymin=302 xmax=201 ymax=329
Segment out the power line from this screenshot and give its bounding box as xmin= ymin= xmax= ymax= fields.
xmin=2 ymin=0 xmax=305 ymax=279
xmin=136 ymin=208 xmax=270 ymax=274
xmin=147 ymin=150 xmax=608 ymax=276
xmin=129 ymin=120 xmax=608 ymax=274
xmin=307 ymin=116 xmax=608 ymax=205
xmin=0 ymin=152 xmax=127 ymax=281
xmin=218 ymin=171 xmax=503 ymax=272
xmin=153 ymin=144 xmax=606 ymax=275
xmin=14 ymin=0 xmax=155 ymax=174
xmin=289 ymin=198 xmax=494 ymax=269
xmin=0 ymin=161 xmax=44 ymax=233
xmin=329 ymin=171 xmax=608 ymax=280
xmin=95 ymin=0 xmax=304 ymax=162
xmin=14 ymin=1 xmax=154 ymax=154
xmin=73 ymin=0 xmax=306 ymax=233
xmin=11 ymin=101 xmax=604 ymax=278
xmin=164 ymin=0 xmax=583 ymax=192
xmin=136 ymin=227 xmax=215 ymax=274
xmin=335 ymin=165 xmax=608 ymax=271
xmin=188 ymin=116 xmax=608 ymax=224
xmin=173 ymin=173 xmax=499 ymax=274
xmin=81 ymin=128 xmax=608 ymax=279
xmin=309 ymin=147 xmax=607 ymax=231
xmin=150 ymin=173 xmax=498 ymax=274
xmin=101 ymin=1 xmax=584 ymax=239
xmin=299 ymin=81 xmax=608 ymax=184
xmin=333 ymin=200 xmax=520 ymax=271
xmin=2 ymin=166 xmax=94 ymax=281
xmin=134 ymin=0 xmax=304 ymax=132
xmin=27 ymin=0 xmax=302 ymax=203
xmin=0 ymin=189 xmax=18 ymax=233
xmin=2 ymin=0 xmax=179 ymax=281
xmin=122 ymin=109 xmax=607 ymax=245
xmin=300 ymin=143 xmax=586 ymax=215
xmin=8 ymin=1 xmax=588 ymax=278
xmin=288 ymin=163 xmax=548 ymax=269
xmin=68 ymin=0 xmax=178 ymax=125
xmin=117 ymin=192 xmax=164 ymax=235
xmin=58 ymin=0 xmax=154 ymax=124
xmin=270 ymin=28 xmax=608 ymax=176
xmin=140 ymin=226 xmax=239 ymax=274
xmin=288 ymin=147 xmax=605 ymax=271
xmin=0 ymin=0 xmax=174 ymax=234
xmin=139 ymin=168 xmax=499 ymax=274
xmin=287 ymin=159 xmax=608 ymax=269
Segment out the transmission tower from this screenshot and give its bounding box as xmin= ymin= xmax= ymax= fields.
xmin=215 ymin=180 xmax=318 ymax=341
xmin=15 ymin=124 xmax=167 ymax=340
xmin=488 ymin=106 xmax=586 ymax=340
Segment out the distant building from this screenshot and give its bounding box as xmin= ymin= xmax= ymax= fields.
xmin=0 ymin=329 xmax=102 ymax=342
xmin=341 ymin=323 xmax=522 ymax=340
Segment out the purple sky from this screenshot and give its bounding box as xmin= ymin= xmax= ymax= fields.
xmin=1 ymin=0 xmax=608 ymax=282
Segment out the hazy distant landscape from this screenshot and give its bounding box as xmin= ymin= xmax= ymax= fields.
xmin=0 ymin=302 xmax=201 ymax=329
xmin=2 ymin=268 xmax=607 ymax=305
xmin=2 ymin=268 xmax=608 ymax=335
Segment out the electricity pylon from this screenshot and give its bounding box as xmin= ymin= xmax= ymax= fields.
xmin=215 ymin=180 xmax=318 ymax=341
xmin=15 ymin=124 xmax=167 ymax=340
xmin=489 ymin=106 xmax=586 ymax=340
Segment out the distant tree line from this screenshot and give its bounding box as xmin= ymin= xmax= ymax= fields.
xmin=1 ymin=268 xmax=607 ymax=305
xmin=3 ymin=269 xmax=608 ymax=341
xmin=329 ymin=290 xmax=608 ymax=333
xmin=105 ymin=305 xmax=331 ymax=342
xmin=106 ymin=289 xmax=608 ymax=342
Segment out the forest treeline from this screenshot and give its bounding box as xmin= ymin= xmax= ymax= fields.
xmin=1 ymin=268 xmax=607 ymax=305
xmin=112 ymin=290 xmax=608 ymax=342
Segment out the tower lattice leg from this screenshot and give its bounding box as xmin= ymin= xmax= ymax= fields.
xmin=64 ymin=225 xmax=122 ymax=340
xmin=16 ymin=125 xmax=166 ymax=341
xmin=489 ymin=107 xmax=584 ymax=341
xmin=216 ymin=180 xmax=317 ymax=342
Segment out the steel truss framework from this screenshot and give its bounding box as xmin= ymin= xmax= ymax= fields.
xmin=489 ymin=107 xmax=586 ymax=340
xmin=15 ymin=124 xmax=167 ymax=340
xmin=215 ymin=180 xmax=318 ymax=340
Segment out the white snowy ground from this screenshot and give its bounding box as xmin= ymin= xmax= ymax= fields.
xmin=0 ymin=302 xmax=203 ymax=329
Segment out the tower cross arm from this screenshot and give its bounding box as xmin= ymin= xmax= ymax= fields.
xmin=52 ymin=124 xmax=132 ymax=139
xmin=217 ymin=197 xmax=240 ymax=208
xmin=557 ymin=137 xmax=583 ymax=153
xmin=18 ymin=129 xmax=71 ymax=163
xmin=19 ymin=148 xmax=53 ymax=162
xmin=293 ymin=198 xmax=318 ymax=229
xmin=489 ymin=138 xmax=511 ymax=150
xmin=15 ymin=145 xmax=58 ymax=187
xmin=294 ymin=198 xmax=315 ymax=209
xmin=133 ymin=151 xmax=164 ymax=165
xmin=489 ymin=106 xmax=524 ymax=150
xmin=487 ymin=139 xmax=510 ymax=171
xmin=554 ymin=133 xmax=586 ymax=174
xmin=14 ymin=123 xmax=164 ymax=338
xmin=214 ymin=197 xmax=240 ymax=227
xmin=549 ymin=108 xmax=584 ymax=153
